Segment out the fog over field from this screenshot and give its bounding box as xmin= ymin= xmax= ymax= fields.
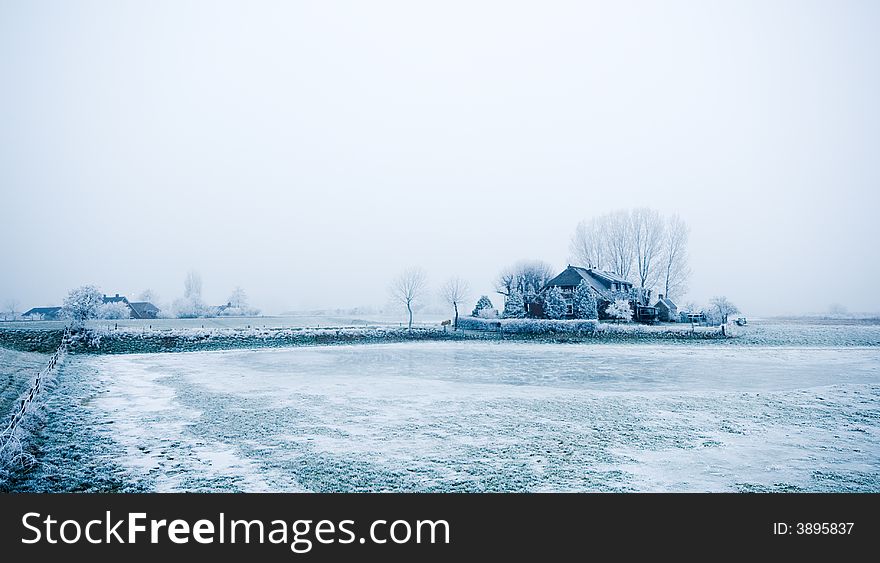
xmin=2 ymin=1 xmax=879 ymax=316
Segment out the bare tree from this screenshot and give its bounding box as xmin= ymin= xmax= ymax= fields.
xmin=604 ymin=210 xmax=635 ymax=280
xmin=631 ymin=207 xmax=665 ymax=290
xmin=709 ymin=296 xmax=740 ymax=325
xmin=137 ymin=289 xmax=159 ymax=304
xmin=569 ymin=218 xmax=606 ymax=269
xmin=570 ymin=209 xmax=692 ymax=300
xmin=228 ymin=286 xmax=248 ymax=308
xmin=390 ymin=267 xmax=428 ymax=332
xmin=494 ymin=260 xmax=555 ymax=297
xmin=660 ymin=214 xmax=690 ymax=299
xmin=440 ymin=277 xmax=470 ymax=330
xmin=173 ymin=271 xmax=206 ymax=318
xmin=184 ymin=271 xmax=203 ymax=301
xmin=828 ymin=303 xmax=848 ymax=316
xmin=3 ymin=299 xmax=19 ymax=321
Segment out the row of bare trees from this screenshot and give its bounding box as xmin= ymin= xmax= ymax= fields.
xmin=569 ymin=208 xmax=691 ymax=299
xmin=2 ymin=299 xmax=20 ymax=321
xmin=389 ymin=268 xmax=471 ymax=331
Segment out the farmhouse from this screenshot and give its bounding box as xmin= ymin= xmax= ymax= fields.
xmin=20 ymin=306 xmax=63 ymax=321
xmin=654 ymin=294 xmax=678 ymax=322
xmin=102 ymin=294 xmax=159 ymax=319
xmin=543 ymin=265 xmax=657 ymax=322
xmin=129 ymin=301 xmax=160 ymax=319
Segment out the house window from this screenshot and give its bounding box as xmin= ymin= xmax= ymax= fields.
xmin=566 ymin=304 xmax=573 ymax=315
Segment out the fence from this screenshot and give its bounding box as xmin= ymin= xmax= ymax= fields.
xmin=0 ymin=328 xmax=69 ymax=468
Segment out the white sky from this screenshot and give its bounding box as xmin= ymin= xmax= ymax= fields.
xmin=2 ymin=0 xmax=879 ymax=316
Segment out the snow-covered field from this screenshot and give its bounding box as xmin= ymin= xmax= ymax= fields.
xmin=13 ymin=341 xmax=880 ymax=492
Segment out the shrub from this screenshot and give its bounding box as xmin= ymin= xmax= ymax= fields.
xmin=471 ymin=295 xmax=494 ymax=317
xmin=572 ymin=281 xmax=598 ymax=319
xmin=502 ymin=290 xmax=526 ymax=319
xmin=543 ymin=286 xmax=567 ymax=319
xmin=477 ymin=307 xmax=499 ymax=319
xmin=606 ymin=299 xmax=633 ymax=323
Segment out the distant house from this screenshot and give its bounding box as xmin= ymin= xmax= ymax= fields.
xmin=129 ymin=301 xmax=160 ymax=319
xmin=21 ymin=306 xmax=63 ymax=321
xmin=654 ymin=294 xmax=678 ymax=322
xmin=102 ymin=294 xmax=159 ymax=319
xmin=20 ymin=294 xmax=160 ymax=321
xmin=210 ymin=302 xmax=232 ymax=316
xmin=543 ymin=265 xmax=657 ymax=322
xmin=680 ymin=311 xmax=705 ymax=324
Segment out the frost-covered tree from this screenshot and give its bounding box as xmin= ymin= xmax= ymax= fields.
xmin=62 ymin=285 xmax=104 ymax=326
xmin=502 ymin=289 xmax=526 ymax=318
xmin=440 ymin=276 xmax=470 ymax=330
xmin=660 ymin=214 xmax=690 ymax=300
xmin=477 ymin=307 xmax=499 ymax=319
xmin=570 ymin=209 xmax=692 ymax=296
xmin=569 ymin=210 xmax=636 ymax=281
xmin=220 ymin=286 xmax=259 ymax=317
xmin=137 ymin=289 xmax=159 ymax=304
xmin=389 ymin=267 xmax=428 ymax=331
xmin=471 ymin=295 xmax=494 ymax=317
xmin=542 ymin=286 xmax=567 ymax=320
xmin=184 ymin=271 xmax=202 ymax=301
xmin=2 ymin=298 xmax=19 ymax=321
xmin=171 ymin=297 xmax=203 ymax=318
xmin=228 ymin=286 xmax=248 ymax=308
xmin=606 ymin=299 xmax=633 ymax=323
xmin=572 ymin=281 xmax=598 ymax=319
xmin=173 ymin=271 xmax=206 ymax=318
xmin=97 ymin=301 xmax=131 ymax=319
xmin=604 ymin=210 xmax=636 ymax=281
xmin=522 ymin=283 xmax=540 ymax=317
xmin=631 ymin=207 xmax=666 ymax=290
xmin=570 ymin=218 xmax=607 ymax=269
xmin=495 ymin=260 xmax=555 ymax=298
xmin=709 ymin=296 xmax=739 ymax=325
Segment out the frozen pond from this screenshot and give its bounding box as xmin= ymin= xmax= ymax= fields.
xmin=22 ymin=342 xmax=880 ymax=492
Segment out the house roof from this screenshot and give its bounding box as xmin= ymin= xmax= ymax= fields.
xmin=585 ymin=268 xmax=630 ymax=284
xmin=129 ymin=302 xmax=159 ymax=316
xmin=655 ymin=297 xmax=677 ymax=310
xmin=102 ymin=295 xmax=129 ymax=304
xmin=22 ymin=306 xmax=62 ymax=316
xmin=545 ymin=265 xmax=632 ymax=299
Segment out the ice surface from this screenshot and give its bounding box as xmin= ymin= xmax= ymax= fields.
xmin=30 ymin=342 xmax=880 ymax=491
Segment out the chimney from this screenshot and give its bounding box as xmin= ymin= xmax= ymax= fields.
xmin=115 ymin=293 xmax=119 ymax=298
xmin=659 ymin=294 xmax=664 ymax=300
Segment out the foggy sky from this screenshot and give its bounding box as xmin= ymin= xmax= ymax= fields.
xmin=2 ymin=0 xmax=879 ymax=316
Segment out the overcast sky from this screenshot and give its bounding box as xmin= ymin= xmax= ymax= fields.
xmin=2 ymin=0 xmax=879 ymax=316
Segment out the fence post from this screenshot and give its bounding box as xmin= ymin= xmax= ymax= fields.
xmin=0 ymin=335 xmax=67 ymax=451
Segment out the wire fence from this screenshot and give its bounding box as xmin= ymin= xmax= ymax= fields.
xmin=0 ymin=328 xmax=69 ymax=467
